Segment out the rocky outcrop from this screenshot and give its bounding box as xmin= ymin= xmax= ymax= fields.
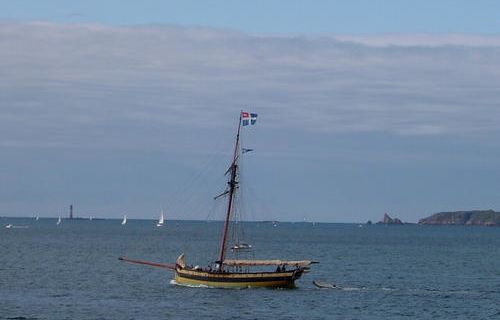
xmin=418 ymin=210 xmax=500 ymax=226
xmin=377 ymin=213 xmax=404 ymax=225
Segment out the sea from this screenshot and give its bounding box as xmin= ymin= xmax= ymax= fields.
xmin=1 ymin=217 xmax=499 ymax=320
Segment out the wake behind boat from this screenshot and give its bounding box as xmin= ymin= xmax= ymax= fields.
xmin=313 ymin=280 xmax=338 ymax=289
xmin=120 ymin=112 xmax=317 ymax=288
xmin=5 ymin=224 xmax=29 ymax=229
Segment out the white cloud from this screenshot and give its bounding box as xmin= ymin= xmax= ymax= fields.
xmin=334 ymin=33 xmax=500 ymax=47
xmin=1 ymin=22 xmax=500 ymax=150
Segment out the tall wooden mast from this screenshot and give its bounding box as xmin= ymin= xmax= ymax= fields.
xmin=217 ymin=113 xmax=242 ymax=270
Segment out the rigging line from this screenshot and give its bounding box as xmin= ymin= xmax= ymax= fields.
xmin=237 ymin=166 xmax=258 ymax=222
xmin=241 ymin=168 xmax=273 ymax=222
xmin=163 ymin=156 xmax=227 ymax=220
xmin=173 ymin=143 xmax=229 ymax=205
xmin=200 ymin=201 xmax=226 ymax=263
xmin=159 ymin=135 xmax=231 ymax=216
xmin=234 ymin=193 xmax=255 ymax=259
xmin=232 ymin=194 xmax=245 ymax=236
xmin=173 ymin=166 xmax=228 ymax=220
xmin=183 ymin=190 xmax=220 ymax=221
xmin=179 ymin=166 xmax=230 ymax=222
xmin=160 ymin=156 xmax=220 ymax=214
xmin=204 ymin=193 xmax=225 ymax=221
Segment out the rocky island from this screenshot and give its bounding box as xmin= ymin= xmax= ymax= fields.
xmin=376 ymin=213 xmax=404 ymax=225
xmin=418 ymin=210 xmax=500 ymax=226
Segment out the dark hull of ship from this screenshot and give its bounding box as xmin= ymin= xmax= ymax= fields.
xmin=174 ymin=267 xmax=304 ymax=288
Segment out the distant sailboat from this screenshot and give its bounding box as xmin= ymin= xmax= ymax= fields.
xmin=56 ymin=216 xmax=62 ymax=225
xmin=35 ymin=215 xmax=39 ymax=221
xmin=121 ymin=215 xmax=127 ymax=225
xmin=156 ymin=210 xmax=165 ymax=227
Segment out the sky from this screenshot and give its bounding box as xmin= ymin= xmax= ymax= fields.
xmin=1 ymin=1 xmax=500 ymax=223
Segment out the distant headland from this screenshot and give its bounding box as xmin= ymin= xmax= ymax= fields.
xmin=372 ymin=210 xmax=500 ymax=226
xmin=418 ymin=210 xmax=500 ymax=226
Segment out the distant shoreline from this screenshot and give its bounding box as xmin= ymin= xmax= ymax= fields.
xmin=1 ymin=214 xmax=499 ymax=226
xmin=418 ymin=210 xmax=500 ymax=226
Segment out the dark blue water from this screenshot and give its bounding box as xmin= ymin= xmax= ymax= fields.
xmin=1 ymin=218 xmax=499 ymax=319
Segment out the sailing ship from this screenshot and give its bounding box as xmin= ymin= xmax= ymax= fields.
xmin=156 ymin=210 xmax=165 ymax=227
xmin=56 ymin=216 xmax=62 ymax=225
xmin=121 ymin=215 xmax=127 ymax=225
xmin=120 ymin=112 xmax=317 ymax=288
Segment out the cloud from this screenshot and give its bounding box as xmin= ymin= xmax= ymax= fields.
xmin=1 ymin=22 xmax=500 ymax=150
xmin=335 ymin=33 xmax=500 ymax=47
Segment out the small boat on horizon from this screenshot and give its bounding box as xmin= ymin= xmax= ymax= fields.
xmin=156 ymin=210 xmax=165 ymax=227
xmin=56 ymin=216 xmax=62 ymax=225
xmin=121 ymin=215 xmax=127 ymax=225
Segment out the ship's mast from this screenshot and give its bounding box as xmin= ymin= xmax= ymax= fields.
xmin=217 ymin=113 xmax=242 ymax=270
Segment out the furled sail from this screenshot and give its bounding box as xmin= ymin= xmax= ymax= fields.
xmin=222 ymin=259 xmax=316 ymax=267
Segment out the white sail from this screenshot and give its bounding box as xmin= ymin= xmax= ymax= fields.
xmin=121 ymin=215 xmax=127 ymax=225
xmin=35 ymin=215 xmax=39 ymax=221
xmin=156 ymin=210 xmax=165 ymax=227
xmin=56 ymin=216 xmax=62 ymax=225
